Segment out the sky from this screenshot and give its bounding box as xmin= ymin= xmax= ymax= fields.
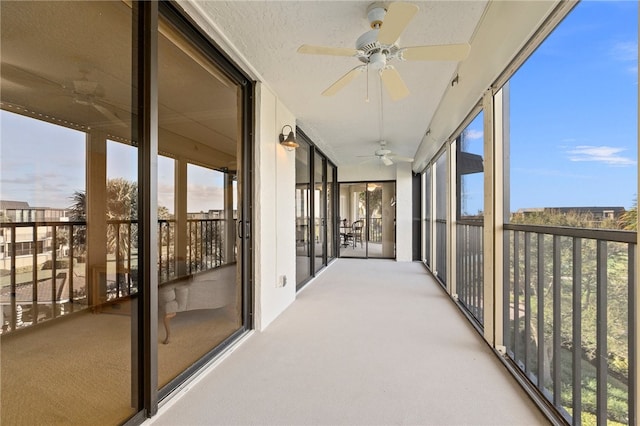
xmin=459 ymin=0 xmax=637 ymax=214
xmin=0 ymin=1 xmax=637 ymax=214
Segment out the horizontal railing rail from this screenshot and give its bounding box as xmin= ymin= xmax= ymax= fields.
xmin=503 ymin=223 xmax=636 ymax=425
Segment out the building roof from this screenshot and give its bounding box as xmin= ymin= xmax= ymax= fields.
xmin=0 ymin=200 xmax=30 ymax=210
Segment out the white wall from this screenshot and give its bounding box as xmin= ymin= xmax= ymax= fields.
xmin=254 ymin=84 xmax=297 ymax=330
xmin=395 ymin=163 xmax=413 ymax=262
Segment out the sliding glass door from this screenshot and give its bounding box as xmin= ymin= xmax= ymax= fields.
xmin=0 ymin=2 xmax=253 ymax=423
xmin=295 ymin=130 xmax=336 ymax=289
xmin=295 ymin=137 xmax=312 ymax=285
xmin=339 ymin=182 xmax=395 ymax=259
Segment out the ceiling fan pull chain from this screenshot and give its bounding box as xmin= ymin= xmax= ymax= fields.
xmin=379 ymin=77 xmax=384 ymax=140
xmin=366 ymin=63 xmax=370 ymax=102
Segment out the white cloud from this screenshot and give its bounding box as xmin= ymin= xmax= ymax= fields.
xmin=463 ymin=129 xmax=483 ymax=140
xmin=567 ymin=145 xmax=636 ymax=166
xmin=611 ymin=41 xmax=638 ymax=77
xmin=611 ymin=41 xmax=638 ymax=62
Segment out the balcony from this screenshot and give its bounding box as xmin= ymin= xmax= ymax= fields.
xmin=1 ymin=218 xmax=636 ymax=424
xmin=147 ymin=258 xmax=548 ymax=425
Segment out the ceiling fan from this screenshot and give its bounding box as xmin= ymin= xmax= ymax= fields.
xmin=1 ymin=63 xmax=128 ymax=127
xmin=297 ymin=2 xmax=470 ymax=101
xmin=361 ymin=140 xmax=414 ymax=166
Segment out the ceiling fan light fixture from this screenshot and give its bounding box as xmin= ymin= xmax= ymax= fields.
xmin=370 ymin=51 xmax=387 ymax=70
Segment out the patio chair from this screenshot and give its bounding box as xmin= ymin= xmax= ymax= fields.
xmin=351 ymin=220 xmax=364 ymax=248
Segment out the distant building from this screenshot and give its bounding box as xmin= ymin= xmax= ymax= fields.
xmin=0 ymin=201 xmax=70 ymax=270
xmin=513 ymin=206 xmax=626 ymax=221
xmin=0 ymin=200 xmax=69 ymax=223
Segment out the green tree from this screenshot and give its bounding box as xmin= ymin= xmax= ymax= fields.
xmin=620 ymin=197 xmax=637 ymax=230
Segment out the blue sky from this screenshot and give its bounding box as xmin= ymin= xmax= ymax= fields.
xmin=509 ymin=0 xmax=637 ymax=210
xmin=459 ymin=0 xmax=637 ymax=214
xmin=0 ymin=111 xmax=226 ymax=212
xmin=1 ymin=1 xmax=637 ymax=214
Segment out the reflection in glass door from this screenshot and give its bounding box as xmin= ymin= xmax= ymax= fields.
xmin=157 ymin=14 xmax=244 ymax=389
xmin=0 ymin=2 xmax=139 ymax=423
xmin=339 ymin=182 xmax=395 ymax=259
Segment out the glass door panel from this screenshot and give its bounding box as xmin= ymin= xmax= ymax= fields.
xmin=0 ymin=1 xmax=139 ymax=423
xmin=157 ymin=15 xmax=243 ymax=388
xmin=326 ymin=164 xmax=336 ymax=260
xmin=367 ymin=182 xmax=396 ymax=259
xmin=295 ymin=141 xmax=311 ymax=286
xmin=313 ymin=152 xmax=325 ymax=271
xmin=339 ymin=183 xmax=367 ymax=258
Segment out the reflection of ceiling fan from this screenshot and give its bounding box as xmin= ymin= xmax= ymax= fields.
xmin=70 ymin=72 xmax=127 ymax=127
xmin=361 ymin=140 xmax=414 ymax=166
xmin=297 ymin=2 xmax=470 ymax=101
xmin=1 ymin=63 xmax=127 ymax=127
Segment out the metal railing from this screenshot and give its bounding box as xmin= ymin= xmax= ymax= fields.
xmin=435 ymin=219 xmax=447 ymax=285
xmin=456 ymin=220 xmax=484 ymax=326
xmin=0 ymin=218 xmax=235 ymax=334
xmin=369 ymin=217 xmax=382 ymax=243
xmin=504 ymin=223 xmax=636 ymax=425
xmin=0 ymin=221 xmax=87 ymax=332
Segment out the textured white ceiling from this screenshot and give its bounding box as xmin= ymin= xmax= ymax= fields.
xmin=191 ymin=1 xmax=488 ymax=166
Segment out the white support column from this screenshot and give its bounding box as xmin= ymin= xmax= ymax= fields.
xmin=482 ymin=89 xmax=496 ymax=346
xmin=448 ymin=139 xmax=457 ymax=298
xmin=223 ymin=172 xmax=235 ymax=263
xmin=86 ymin=130 xmax=108 ymax=307
xmin=430 ymin=163 xmax=437 ymax=272
xmin=484 ymin=86 xmax=506 ymax=347
xmin=174 ymin=158 xmax=188 ymax=277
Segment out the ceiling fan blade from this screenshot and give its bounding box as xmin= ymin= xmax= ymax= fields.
xmin=322 ymin=65 xmax=366 ymax=97
xmin=297 ymin=45 xmax=359 ymax=57
xmin=377 ymin=2 xmax=419 ymax=45
xmin=381 ymin=156 xmax=394 ymax=166
xmin=92 ymin=103 xmax=127 ymax=127
xmin=1 ymin=63 xmax=65 ymax=91
xmin=379 ymin=66 xmax=409 ymax=101
xmin=401 ymin=43 xmax=471 ymax=61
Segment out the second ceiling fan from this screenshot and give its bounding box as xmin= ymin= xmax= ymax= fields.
xmin=298 ymin=2 xmax=470 ymax=101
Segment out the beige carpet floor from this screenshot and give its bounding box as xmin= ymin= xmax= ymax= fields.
xmin=149 ymin=259 xmax=549 ymax=426
xmin=1 ymin=301 xmax=239 ymax=425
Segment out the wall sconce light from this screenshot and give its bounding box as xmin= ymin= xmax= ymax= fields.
xmin=279 ymin=125 xmax=299 ymax=150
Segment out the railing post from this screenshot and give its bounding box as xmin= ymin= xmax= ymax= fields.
xmin=596 ymin=240 xmax=608 ymax=424
xmin=552 ymin=235 xmax=561 ymax=406
xmin=537 ymin=233 xmax=545 ymax=390
xmin=52 ymin=224 xmax=58 ymax=317
xmin=524 ymin=232 xmax=531 ymax=375
xmin=32 ymin=223 xmax=39 ymax=323
xmin=630 ymin=243 xmax=637 ymax=426
xmin=572 ymin=237 xmax=582 ymax=425
xmin=69 ymin=225 xmax=75 ymax=309
xmin=10 ymin=225 xmax=17 ymax=330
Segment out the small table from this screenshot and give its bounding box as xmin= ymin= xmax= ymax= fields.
xmin=340 ymin=225 xmax=352 ymax=247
